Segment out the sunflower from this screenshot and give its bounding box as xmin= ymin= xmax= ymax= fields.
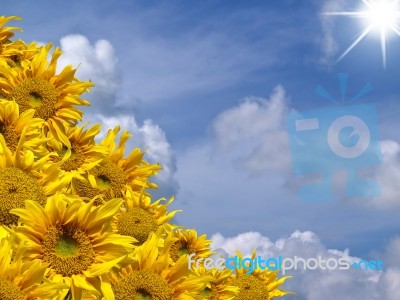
xmin=0 ymin=226 xmax=68 ymax=299
xmin=0 ymin=41 xmax=40 ymax=68
xmin=0 ymin=16 xmax=21 ymax=45
xmin=0 ymin=43 xmax=93 ymax=146
xmin=48 ymin=123 xmax=108 ymax=182
xmin=0 ymin=133 xmax=65 ymax=226
xmin=0 ymin=17 xmax=39 ymax=68
xmin=72 ymin=126 xmax=161 ymax=202
xmin=196 ymin=267 xmax=239 ymax=300
xmin=0 ymin=100 xmax=47 ymax=154
xmin=102 ymin=229 xmax=211 ymax=300
xmin=10 ymin=195 xmax=137 ymax=299
xmin=112 ymin=187 xmax=180 ymax=245
xmin=168 ymin=228 xmax=215 ymax=264
xmin=229 ymin=251 xmax=292 ymax=300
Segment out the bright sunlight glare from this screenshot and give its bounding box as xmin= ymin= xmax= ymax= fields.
xmin=367 ymin=0 xmax=398 ymax=27
xmin=323 ymin=0 xmax=400 ymax=68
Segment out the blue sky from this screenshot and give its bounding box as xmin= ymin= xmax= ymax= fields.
xmin=3 ymin=0 xmax=400 ymax=298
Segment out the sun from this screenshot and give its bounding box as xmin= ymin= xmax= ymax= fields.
xmin=324 ymin=0 xmax=400 ymax=68
xmin=366 ymin=0 xmax=398 ymax=27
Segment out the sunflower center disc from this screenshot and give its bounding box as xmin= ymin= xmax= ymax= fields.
xmin=231 ymin=275 xmax=268 ymax=300
xmin=170 ymin=240 xmax=193 ymax=262
xmin=0 ymin=167 xmax=46 ymax=226
xmin=116 ymin=207 xmax=158 ymax=245
xmin=0 ymin=278 xmax=24 ymax=300
xmin=112 ymin=270 xmax=172 ymax=300
xmin=200 ymin=285 xmax=219 ymax=299
xmin=74 ymin=161 xmax=127 ymax=202
xmin=55 ymin=235 xmax=79 ymax=256
xmin=60 ymin=143 xmax=86 ymax=171
xmin=97 ymin=174 xmax=110 ymax=188
xmin=0 ymin=122 xmax=19 ymax=152
xmin=10 ymin=78 xmax=58 ymax=120
xmin=10 ymin=54 xmax=21 ymax=65
xmin=42 ymin=225 xmax=95 ymax=276
xmin=137 ymin=289 xmax=151 ymax=300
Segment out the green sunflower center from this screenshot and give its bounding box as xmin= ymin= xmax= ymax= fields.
xmin=112 ymin=270 xmax=172 ymax=300
xmin=55 ymin=235 xmax=79 ymax=256
xmin=0 ymin=167 xmax=46 ymax=226
xmin=0 ymin=278 xmax=24 ymax=300
xmin=170 ymin=240 xmax=194 ymax=262
xmin=230 ymin=275 xmax=268 ymax=300
xmin=94 ymin=162 xmax=127 ymax=194
xmin=200 ymin=287 xmax=212 ymax=297
xmin=116 ymin=207 xmax=158 ymax=245
xmin=10 ymin=78 xmax=58 ymax=120
xmin=74 ymin=161 xmax=127 ymax=203
xmin=42 ymin=224 xmax=95 ymax=276
xmin=0 ymin=122 xmax=19 ymax=152
xmin=200 ymin=285 xmax=220 ymax=299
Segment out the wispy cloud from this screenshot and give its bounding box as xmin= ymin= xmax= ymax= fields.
xmin=117 ymin=29 xmax=279 ymax=104
xmin=318 ymin=0 xmax=346 ymax=66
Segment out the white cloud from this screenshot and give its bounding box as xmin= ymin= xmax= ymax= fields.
xmin=380 ymin=236 xmax=400 ymax=268
xmin=213 ymin=85 xmax=287 ymax=146
xmin=363 ymin=140 xmax=400 ymax=208
xmin=379 ymin=268 xmax=400 ymax=300
xmin=212 ymin=232 xmax=274 ymax=255
xmin=211 ymin=231 xmax=400 ymax=300
xmin=377 ymin=237 xmax=400 ymax=299
xmin=212 ymin=85 xmax=291 ymax=173
xmin=173 ymin=86 xmax=293 ymax=221
xmin=57 ymin=34 xmax=119 ymax=113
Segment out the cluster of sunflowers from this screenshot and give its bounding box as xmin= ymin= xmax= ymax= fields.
xmin=0 ymin=16 xmax=292 ymax=300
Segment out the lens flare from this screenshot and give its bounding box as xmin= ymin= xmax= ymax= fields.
xmin=324 ymin=0 xmax=400 ymax=68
